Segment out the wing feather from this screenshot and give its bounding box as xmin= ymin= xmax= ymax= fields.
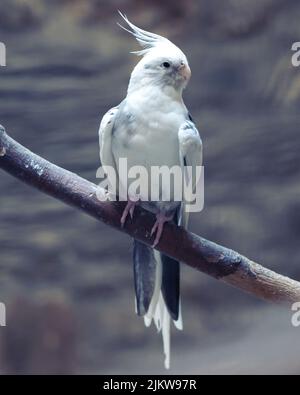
xmin=178 ymin=119 xmax=203 ymax=228
xmin=99 ymin=106 xmax=119 ymax=169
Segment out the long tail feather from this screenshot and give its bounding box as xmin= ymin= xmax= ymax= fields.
xmin=133 ymin=223 xmax=182 ymax=368
xmin=144 ymin=250 xmax=182 ymax=369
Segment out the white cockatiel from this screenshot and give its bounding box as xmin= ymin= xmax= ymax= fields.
xmin=99 ymin=13 xmax=203 ymax=369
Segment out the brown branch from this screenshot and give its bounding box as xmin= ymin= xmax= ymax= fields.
xmin=0 ymin=124 xmax=300 ymax=304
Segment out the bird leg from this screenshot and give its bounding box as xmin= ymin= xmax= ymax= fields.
xmin=151 ymin=212 xmax=174 ymax=248
xmin=120 ymin=199 xmax=137 ymax=227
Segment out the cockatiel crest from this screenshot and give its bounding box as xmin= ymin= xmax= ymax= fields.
xmin=118 ymin=12 xmax=177 ymax=56
xmin=118 ymin=12 xmax=191 ymax=92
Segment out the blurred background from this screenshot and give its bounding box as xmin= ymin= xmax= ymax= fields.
xmin=1 ymin=0 xmax=300 ymax=375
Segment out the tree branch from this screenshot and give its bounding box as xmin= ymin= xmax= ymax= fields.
xmin=1 ymin=124 xmax=300 ymax=304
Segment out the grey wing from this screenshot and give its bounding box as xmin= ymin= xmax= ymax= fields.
xmin=178 ymin=119 xmax=203 ymax=228
xmin=98 ymin=106 xmax=119 ymax=169
xmin=159 ymin=120 xmax=203 ymax=323
xmin=157 ymin=120 xmax=203 ymax=323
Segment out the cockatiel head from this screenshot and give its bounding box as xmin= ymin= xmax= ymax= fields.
xmin=118 ymin=13 xmax=191 ymax=95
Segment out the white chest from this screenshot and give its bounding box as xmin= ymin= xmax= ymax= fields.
xmin=112 ymin=91 xmax=186 ymax=169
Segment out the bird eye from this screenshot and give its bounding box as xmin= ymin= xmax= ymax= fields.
xmin=162 ymin=62 xmax=171 ymax=68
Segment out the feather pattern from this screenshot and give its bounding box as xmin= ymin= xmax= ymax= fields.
xmin=118 ymin=11 xmax=172 ymax=56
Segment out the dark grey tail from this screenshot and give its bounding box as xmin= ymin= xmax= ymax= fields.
xmin=161 ymin=254 xmax=180 ymax=321
xmin=133 ymin=240 xmax=156 ymax=316
xmin=133 ymin=240 xmax=180 ymax=320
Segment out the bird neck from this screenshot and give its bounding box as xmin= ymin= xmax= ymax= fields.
xmin=127 ymin=76 xmax=184 ymax=102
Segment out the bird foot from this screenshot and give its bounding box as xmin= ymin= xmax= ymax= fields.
xmin=151 ymin=213 xmax=173 ymax=248
xmin=120 ymin=200 xmax=137 ymax=227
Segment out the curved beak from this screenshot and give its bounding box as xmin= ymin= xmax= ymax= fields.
xmin=178 ymin=63 xmax=191 ymax=81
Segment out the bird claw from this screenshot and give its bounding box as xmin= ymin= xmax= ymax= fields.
xmin=151 ymin=213 xmax=173 ymax=248
xmin=150 ymin=221 xmax=158 ymax=237
xmin=129 ymin=204 xmax=135 ymax=219
xmin=120 ymin=200 xmax=136 ymax=227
